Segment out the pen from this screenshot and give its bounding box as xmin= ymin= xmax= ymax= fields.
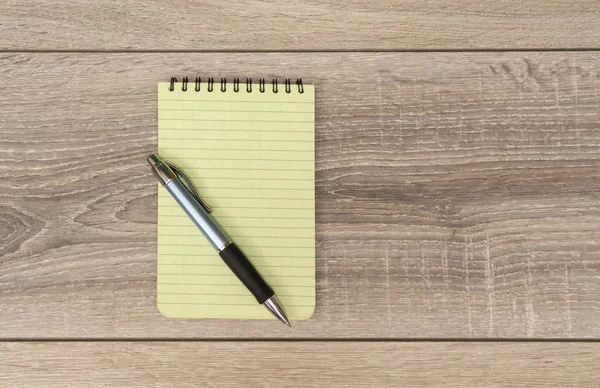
xmin=147 ymin=154 xmax=291 ymax=326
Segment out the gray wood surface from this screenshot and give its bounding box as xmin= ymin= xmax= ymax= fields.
xmin=1 ymin=1 xmax=599 ymax=50
xmin=1 ymin=52 xmax=599 ymax=339
xmin=1 ymin=342 xmax=598 ymax=387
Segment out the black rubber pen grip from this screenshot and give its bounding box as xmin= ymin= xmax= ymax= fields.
xmin=219 ymin=243 xmax=274 ymax=304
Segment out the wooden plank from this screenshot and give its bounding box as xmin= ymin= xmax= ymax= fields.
xmin=0 ymin=52 xmax=599 ymax=339
xmin=0 ymin=1 xmax=599 ymax=50
xmin=1 ymin=342 xmax=598 ymax=387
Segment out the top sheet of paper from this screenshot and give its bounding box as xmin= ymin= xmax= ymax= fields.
xmin=156 ymin=81 xmax=315 ymax=320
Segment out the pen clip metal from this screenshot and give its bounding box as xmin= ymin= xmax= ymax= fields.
xmin=167 ymin=163 xmax=213 ymax=213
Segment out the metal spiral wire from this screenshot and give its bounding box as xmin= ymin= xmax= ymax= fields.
xmin=169 ymin=77 xmax=304 ymax=93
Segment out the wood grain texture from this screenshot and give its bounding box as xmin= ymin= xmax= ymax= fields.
xmin=1 ymin=1 xmax=599 ymax=50
xmin=1 ymin=342 xmax=599 ymax=387
xmin=1 ymin=52 xmax=599 ymax=339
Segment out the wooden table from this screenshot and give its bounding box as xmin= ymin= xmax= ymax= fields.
xmin=1 ymin=1 xmax=599 ymax=386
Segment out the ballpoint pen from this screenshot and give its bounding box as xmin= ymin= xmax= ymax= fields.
xmin=147 ymin=153 xmax=291 ymax=326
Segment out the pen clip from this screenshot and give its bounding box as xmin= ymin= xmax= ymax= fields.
xmin=167 ymin=163 xmax=213 ymax=213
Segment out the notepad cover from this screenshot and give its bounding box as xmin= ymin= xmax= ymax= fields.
xmin=156 ymin=82 xmax=315 ymax=320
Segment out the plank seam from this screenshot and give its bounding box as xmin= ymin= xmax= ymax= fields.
xmin=0 ymin=48 xmax=599 ymax=53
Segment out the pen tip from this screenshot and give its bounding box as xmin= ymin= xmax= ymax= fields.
xmin=263 ymin=296 xmax=291 ymax=327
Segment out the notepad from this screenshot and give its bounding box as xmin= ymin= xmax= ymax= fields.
xmin=156 ymin=79 xmax=315 ymax=320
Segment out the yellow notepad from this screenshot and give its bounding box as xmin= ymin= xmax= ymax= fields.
xmin=156 ymin=79 xmax=315 ymax=320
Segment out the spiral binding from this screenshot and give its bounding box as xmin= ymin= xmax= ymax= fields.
xmin=169 ymin=77 xmax=304 ymax=94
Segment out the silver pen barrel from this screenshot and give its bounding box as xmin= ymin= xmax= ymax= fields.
xmin=166 ymin=179 xmax=231 ymax=251
xmin=147 ymin=154 xmax=231 ymax=251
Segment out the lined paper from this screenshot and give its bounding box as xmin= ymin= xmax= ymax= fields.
xmin=157 ymin=81 xmax=315 ymax=320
